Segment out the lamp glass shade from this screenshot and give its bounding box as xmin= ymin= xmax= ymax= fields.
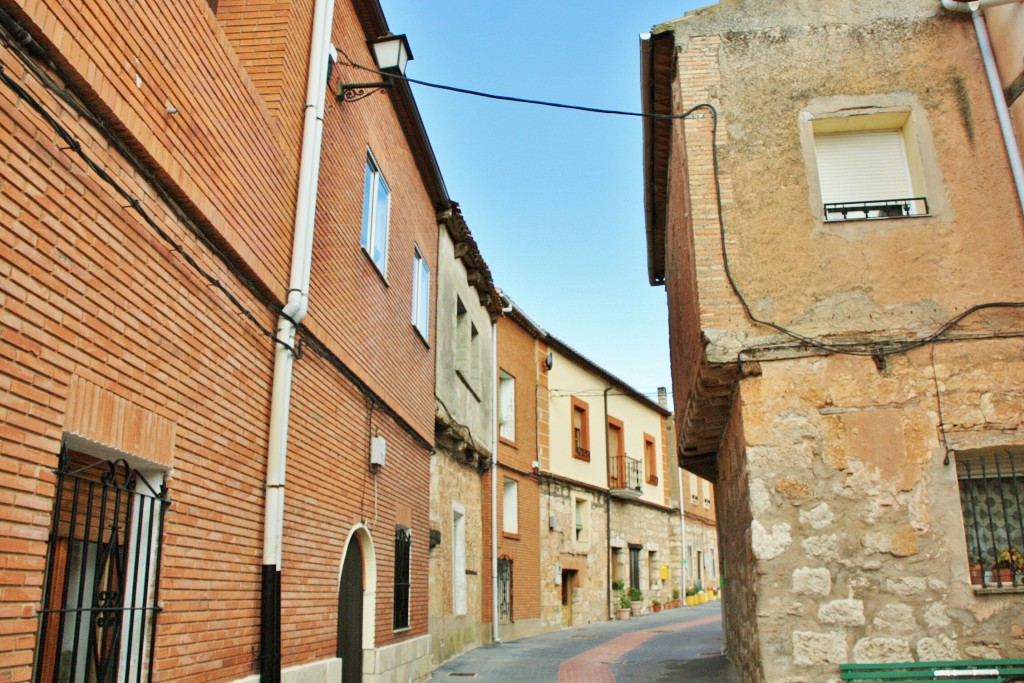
xmin=370 ymin=34 xmax=411 ymax=75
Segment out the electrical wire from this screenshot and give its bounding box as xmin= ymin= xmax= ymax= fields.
xmin=341 ymin=55 xmax=1024 ymax=361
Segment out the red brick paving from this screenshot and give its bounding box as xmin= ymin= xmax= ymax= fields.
xmin=558 ymin=614 xmax=723 ymax=683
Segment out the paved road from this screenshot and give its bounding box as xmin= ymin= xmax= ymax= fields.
xmin=429 ymin=602 xmax=740 ymax=682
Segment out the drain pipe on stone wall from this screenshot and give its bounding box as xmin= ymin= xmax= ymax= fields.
xmin=603 ymin=385 xmax=613 ymax=621
xmin=942 ymin=0 xmax=1024 ymax=214
xmin=261 ymin=0 xmax=334 ymax=680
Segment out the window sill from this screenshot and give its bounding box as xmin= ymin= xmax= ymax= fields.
xmin=824 ymin=212 xmax=932 ymax=223
xmin=573 ymin=448 xmax=591 ymax=462
xmin=361 ymin=246 xmax=389 ymax=286
xmin=499 ymin=436 xmax=516 ymax=448
xmin=647 ymin=476 xmax=659 ymax=486
xmin=502 ymin=532 xmax=520 ymax=541
xmin=411 ymin=323 xmax=430 ymax=349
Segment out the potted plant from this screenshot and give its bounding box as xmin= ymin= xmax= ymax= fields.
xmin=685 ymin=585 xmax=698 ymax=606
xmin=652 ymin=599 xmax=662 ymax=613
xmin=617 ymin=590 xmax=631 ymax=620
xmin=670 ymin=588 xmax=682 ymax=609
xmin=991 ymin=546 xmax=1024 ymax=584
xmin=611 ymin=579 xmax=624 ymax=592
xmin=628 ymin=586 xmax=644 ymax=616
xmin=969 ymin=556 xmax=984 ymax=586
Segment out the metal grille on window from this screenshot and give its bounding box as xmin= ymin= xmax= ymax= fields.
xmin=957 ymin=450 xmax=1023 ymax=589
xmin=36 ymin=446 xmax=169 ymax=683
xmin=393 ymin=527 xmax=411 ymax=629
xmin=497 ymin=558 xmax=513 ymax=624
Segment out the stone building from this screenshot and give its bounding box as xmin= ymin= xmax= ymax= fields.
xmin=428 ymin=205 xmax=501 ymax=666
xmin=0 ymin=0 xmax=467 ymax=681
xmin=642 ymin=0 xmax=1024 ymax=680
xmin=540 ymin=332 xmax=677 ymax=626
xmin=681 ymin=467 xmax=720 ymax=593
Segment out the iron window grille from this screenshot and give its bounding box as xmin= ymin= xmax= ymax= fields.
xmin=824 ymin=197 xmax=929 ymax=222
xmin=957 ymin=450 xmax=1023 ymax=589
xmin=393 ymin=527 xmax=411 ymax=629
xmin=497 ymin=558 xmax=513 ymax=625
xmin=36 ymin=446 xmax=169 ymax=683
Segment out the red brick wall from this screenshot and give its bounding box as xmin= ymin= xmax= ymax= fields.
xmin=0 ymin=0 xmax=437 ymax=680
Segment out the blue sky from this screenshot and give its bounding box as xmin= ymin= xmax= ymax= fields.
xmin=378 ymin=0 xmax=715 ymax=397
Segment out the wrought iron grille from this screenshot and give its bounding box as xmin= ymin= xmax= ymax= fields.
xmin=393 ymin=527 xmax=411 ymax=629
xmin=497 ymin=558 xmax=513 ymax=625
xmin=608 ymin=455 xmax=643 ymax=492
xmin=36 ymin=447 xmax=168 ymax=683
xmin=957 ymin=450 xmax=1023 ymax=589
xmin=823 ymin=197 xmax=929 ymax=222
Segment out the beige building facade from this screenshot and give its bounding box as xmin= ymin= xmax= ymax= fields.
xmin=643 ymin=0 xmax=1024 ymax=680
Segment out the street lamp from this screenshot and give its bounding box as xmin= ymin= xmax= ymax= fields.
xmin=338 ymin=33 xmax=412 ymax=102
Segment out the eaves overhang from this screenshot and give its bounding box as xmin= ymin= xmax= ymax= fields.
xmin=641 ymin=30 xmax=676 ymax=287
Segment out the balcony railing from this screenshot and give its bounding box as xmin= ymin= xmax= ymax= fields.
xmin=609 ymin=454 xmax=643 ymax=497
xmin=824 ymin=197 xmax=929 ymax=222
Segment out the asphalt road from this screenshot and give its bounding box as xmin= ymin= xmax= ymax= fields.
xmin=428 ymin=601 xmax=740 ymax=682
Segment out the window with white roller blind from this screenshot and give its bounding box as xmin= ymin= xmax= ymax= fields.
xmin=810 ymin=111 xmax=930 ymax=222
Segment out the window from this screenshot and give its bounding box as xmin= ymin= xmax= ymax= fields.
xmin=811 ymin=110 xmax=929 ymax=222
xmin=702 ymin=479 xmax=712 ymax=509
xmin=689 ymin=472 xmax=699 ymax=505
xmin=571 ymin=398 xmax=590 ymax=461
xmin=393 ymin=527 xmax=411 ymax=629
xmin=36 ymin=446 xmax=168 ymax=683
xmin=360 ymin=152 xmax=391 ymax=275
xmin=574 ymin=497 xmax=588 ymax=544
xmin=503 ymin=478 xmax=519 ymax=535
xmin=648 ymin=551 xmax=658 ymax=590
xmin=497 ymin=558 xmax=513 ymax=624
xmin=629 ymin=545 xmax=642 ymax=590
xmin=411 ymin=247 xmax=430 ymax=340
xmin=452 ymin=508 xmax=467 ymax=615
xmin=644 ymin=433 xmax=658 ymax=485
xmin=498 ymin=371 xmax=515 ymax=442
xmin=455 ymin=297 xmax=481 ymax=396
xmin=956 ymin=449 xmax=1023 ymax=589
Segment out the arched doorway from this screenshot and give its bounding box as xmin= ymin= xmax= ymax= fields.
xmin=338 ymin=537 xmax=364 ymax=683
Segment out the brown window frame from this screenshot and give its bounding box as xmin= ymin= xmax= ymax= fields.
xmin=644 ymin=433 xmax=658 ymax=485
xmin=571 ymin=397 xmax=590 ymax=461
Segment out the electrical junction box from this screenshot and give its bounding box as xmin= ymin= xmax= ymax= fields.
xmin=370 ymin=435 xmax=386 ymax=468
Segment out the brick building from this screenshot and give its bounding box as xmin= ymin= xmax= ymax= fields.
xmin=0 ymin=0 xmax=470 ymax=681
xmin=483 ymin=306 xmax=547 ymax=643
xmin=643 ymin=0 xmax=1024 ymax=680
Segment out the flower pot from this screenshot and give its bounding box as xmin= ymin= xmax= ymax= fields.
xmin=685 ymin=595 xmax=697 ymax=606
xmin=652 ymin=604 xmax=661 ymax=613
xmin=630 ymin=600 xmax=643 ymax=616
xmin=697 ymin=591 xmax=708 ymax=604
xmin=617 ymin=607 xmax=631 ymax=620
xmin=969 ymin=564 xmax=984 ymax=585
xmin=670 ymin=599 xmax=682 ymax=609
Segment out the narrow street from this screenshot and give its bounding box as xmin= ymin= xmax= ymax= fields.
xmin=429 ymin=602 xmax=740 ymax=682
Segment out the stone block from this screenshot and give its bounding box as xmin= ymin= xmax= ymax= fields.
xmin=792 ymin=567 xmax=831 ymax=596
xmin=872 ymin=604 xmax=916 ymax=633
xmin=753 ymin=520 xmax=792 ymax=560
xmin=916 ymin=634 xmax=958 ymax=661
xmin=792 ymin=630 xmax=847 ymax=665
xmin=817 ymin=599 xmax=865 ymax=627
xmin=852 ymin=637 xmax=912 ymax=663
xmin=799 ymin=503 xmax=834 ymax=530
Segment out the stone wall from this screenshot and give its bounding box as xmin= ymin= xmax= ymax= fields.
xmin=539 ymin=479 xmax=609 ymax=628
xmin=741 ymin=344 xmax=1024 ymax=681
xmin=428 ymin=450 xmax=485 ymax=666
xmin=609 ymin=499 xmax=680 ymax=610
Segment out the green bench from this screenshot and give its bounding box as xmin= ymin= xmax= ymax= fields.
xmin=840 ymin=659 xmax=1024 ymax=682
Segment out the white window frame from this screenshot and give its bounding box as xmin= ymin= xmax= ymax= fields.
xmin=360 ymin=151 xmax=391 ymax=275
xmin=411 ymin=246 xmax=430 ymax=340
xmin=498 ymin=371 xmax=515 ymax=442
xmin=502 ymin=478 xmax=519 ymax=534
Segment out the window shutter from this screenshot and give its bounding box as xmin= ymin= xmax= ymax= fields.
xmin=815 ymin=130 xmax=912 ymax=204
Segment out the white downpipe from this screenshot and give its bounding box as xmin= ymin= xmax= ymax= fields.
xmin=490 ymin=318 xmax=501 ymax=643
xmin=942 ymin=0 xmax=1024 ymax=215
xmin=263 ymin=0 xmax=335 ymax=570
xmin=678 ymin=467 xmax=687 ymax=595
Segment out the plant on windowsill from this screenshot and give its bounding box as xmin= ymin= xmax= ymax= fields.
xmin=611 ymin=579 xmax=624 ymax=591
xmin=990 ymin=546 xmax=1024 ymax=584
